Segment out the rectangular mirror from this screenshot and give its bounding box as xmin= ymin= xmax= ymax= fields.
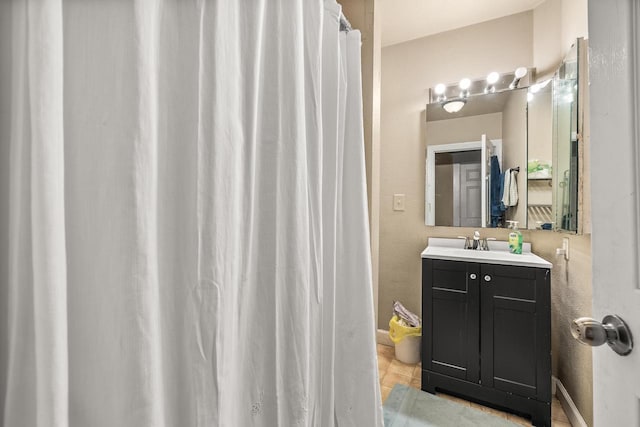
xmin=424 ymin=39 xmax=586 ymax=233
xmin=526 ymin=38 xmax=585 ymax=233
xmin=526 ymin=80 xmax=553 ymax=230
xmin=551 ymin=40 xmax=581 ymax=233
xmin=425 ymin=86 xmax=527 ymax=228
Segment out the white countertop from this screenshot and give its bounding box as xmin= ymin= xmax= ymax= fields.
xmin=421 ymin=238 xmax=552 ymax=269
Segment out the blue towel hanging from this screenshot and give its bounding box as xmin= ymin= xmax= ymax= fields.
xmin=490 ymin=155 xmax=505 ymax=227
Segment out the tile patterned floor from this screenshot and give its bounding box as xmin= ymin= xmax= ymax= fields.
xmin=377 ymin=344 xmax=573 ymax=427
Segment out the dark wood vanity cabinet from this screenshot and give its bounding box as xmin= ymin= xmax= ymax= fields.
xmin=422 ymin=258 xmax=551 ymax=426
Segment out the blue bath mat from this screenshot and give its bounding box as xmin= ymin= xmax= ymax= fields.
xmin=383 ymin=385 xmax=521 ymax=427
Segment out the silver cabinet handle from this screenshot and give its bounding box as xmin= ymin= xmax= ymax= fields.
xmin=470 ymin=273 xmax=477 ymax=280
xmin=484 ymin=275 xmax=492 ymax=282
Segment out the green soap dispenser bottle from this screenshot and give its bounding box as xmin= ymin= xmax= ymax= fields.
xmin=507 ymin=220 xmax=523 ymax=254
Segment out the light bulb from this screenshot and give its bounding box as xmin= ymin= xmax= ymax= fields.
xmin=434 ymin=83 xmax=446 ymax=95
xmin=487 ymin=72 xmax=499 ymax=85
xmin=515 ymin=67 xmax=527 ymax=78
xmin=459 ymin=78 xmax=471 ymax=90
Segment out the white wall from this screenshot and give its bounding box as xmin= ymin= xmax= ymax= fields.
xmin=533 ymin=0 xmax=563 ymax=79
xmin=533 ymin=0 xmax=588 ymax=80
xmin=561 ymin=0 xmax=588 ymax=57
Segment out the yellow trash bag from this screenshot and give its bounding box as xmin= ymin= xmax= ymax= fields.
xmin=388 ymin=315 xmax=421 ymax=344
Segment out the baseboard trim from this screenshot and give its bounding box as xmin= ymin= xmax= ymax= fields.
xmin=553 ymin=376 xmax=588 ymax=427
xmin=376 ymin=328 xmax=394 ymax=347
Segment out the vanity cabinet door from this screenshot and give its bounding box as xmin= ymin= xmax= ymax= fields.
xmin=422 ymin=259 xmax=480 ymax=383
xmin=480 ymin=264 xmax=551 ymax=402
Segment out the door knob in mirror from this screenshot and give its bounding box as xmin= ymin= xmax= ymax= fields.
xmin=571 ymin=315 xmax=633 ymax=356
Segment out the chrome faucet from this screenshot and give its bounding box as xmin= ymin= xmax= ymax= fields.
xmin=458 ymin=235 xmax=473 ymax=250
xmin=473 ymin=230 xmax=481 ymax=249
xmin=459 ymin=231 xmax=496 ymax=251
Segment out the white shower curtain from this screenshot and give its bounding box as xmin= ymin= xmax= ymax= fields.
xmin=0 ymin=1 xmax=383 ymax=426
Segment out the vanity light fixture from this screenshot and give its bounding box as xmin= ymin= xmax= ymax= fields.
xmin=439 ymin=78 xmax=471 ymax=113
xmin=429 ymin=68 xmax=533 ymax=114
xmin=442 ymin=99 xmax=466 ymax=113
xmin=509 ymin=67 xmax=528 ymax=89
xmin=459 ymin=78 xmax=471 ymax=98
xmin=434 ymin=83 xmax=447 ymax=102
xmin=485 ymin=71 xmax=499 ymax=93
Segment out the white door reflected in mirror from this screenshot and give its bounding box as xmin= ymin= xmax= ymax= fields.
xmin=425 ymin=137 xmax=502 ymax=227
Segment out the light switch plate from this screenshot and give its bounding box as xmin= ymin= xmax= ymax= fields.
xmin=393 ymin=194 xmax=406 ymax=211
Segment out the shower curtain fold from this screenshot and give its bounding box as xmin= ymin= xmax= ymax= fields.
xmin=4 ymin=1 xmax=69 ymax=426
xmin=0 ymin=1 xmax=382 ymax=426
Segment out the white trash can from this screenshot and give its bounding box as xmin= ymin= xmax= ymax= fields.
xmin=388 ymin=315 xmax=421 ymax=364
xmin=394 ymin=334 xmax=421 ymax=364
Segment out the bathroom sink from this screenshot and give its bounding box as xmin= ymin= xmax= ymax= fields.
xmin=421 ymin=237 xmax=552 ymax=268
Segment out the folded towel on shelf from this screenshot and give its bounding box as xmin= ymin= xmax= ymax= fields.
xmin=501 ymin=169 xmax=519 ymax=207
